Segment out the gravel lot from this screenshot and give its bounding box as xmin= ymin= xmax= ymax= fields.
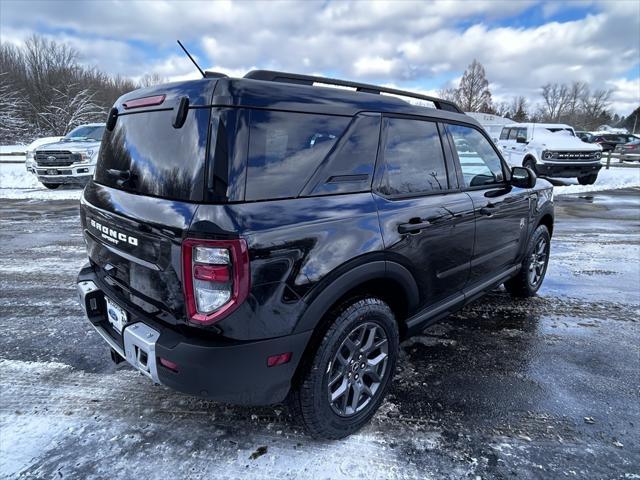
xmin=0 ymin=188 xmax=639 ymax=479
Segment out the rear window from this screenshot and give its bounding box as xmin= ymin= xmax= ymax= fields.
xmin=245 ymin=110 xmax=350 ymax=201
xmin=95 ymin=108 xmax=211 ymax=201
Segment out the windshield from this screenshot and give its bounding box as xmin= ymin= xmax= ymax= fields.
xmin=545 ymin=128 xmax=574 ymax=136
xmin=64 ymin=125 xmax=105 ymax=142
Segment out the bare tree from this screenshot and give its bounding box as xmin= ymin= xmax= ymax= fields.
xmin=37 ymin=86 xmax=106 ymax=135
xmin=138 ymin=73 xmax=167 ymax=88
xmin=510 ymin=96 xmax=529 ymax=122
xmin=580 ymin=87 xmax=613 ymax=130
xmin=437 ymin=86 xmax=460 ymax=104
xmin=0 ymin=73 xmax=31 ymax=143
xmin=457 ymin=59 xmax=493 ymax=112
xmin=0 ymin=35 xmax=136 ymax=143
xmin=540 ymin=83 xmax=570 ymax=121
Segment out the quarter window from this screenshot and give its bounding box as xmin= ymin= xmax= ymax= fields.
xmin=246 ymin=110 xmax=350 ymax=200
xmin=448 ymin=124 xmax=505 ymax=188
xmin=380 ymin=118 xmax=448 ymax=195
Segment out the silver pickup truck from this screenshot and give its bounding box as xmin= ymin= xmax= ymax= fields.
xmin=34 ymin=123 xmax=105 ymax=189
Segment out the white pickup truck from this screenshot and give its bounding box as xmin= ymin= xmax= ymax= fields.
xmin=497 ymin=123 xmax=602 ymax=185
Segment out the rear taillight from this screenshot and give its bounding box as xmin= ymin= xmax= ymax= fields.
xmin=182 ymin=238 xmax=250 ymax=325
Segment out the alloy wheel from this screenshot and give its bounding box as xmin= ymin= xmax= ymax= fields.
xmin=327 ymin=322 xmax=389 ymax=417
xmin=528 ymin=236 xmax=548 ymax=286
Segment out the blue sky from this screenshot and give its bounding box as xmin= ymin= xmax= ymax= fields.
xmin=1 ymin=0 xmax=638 ymax=114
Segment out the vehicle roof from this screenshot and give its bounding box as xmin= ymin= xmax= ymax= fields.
xmin=506 ymin=122 xmax=573 ymax=129
xmin=211 ymin=74 xmax=477 ymax=127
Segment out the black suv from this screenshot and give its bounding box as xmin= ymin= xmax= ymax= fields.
xmin=77 ymin=71 xmax=554 ymax=439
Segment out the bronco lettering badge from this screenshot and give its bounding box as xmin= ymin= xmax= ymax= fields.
xmin=89 ymin=218 xmax=138 ymax=246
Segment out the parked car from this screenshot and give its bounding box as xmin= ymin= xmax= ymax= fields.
xmin=614 ymin=139 xmax=640 ymax=161
xmin=24 ymin=136 xmax=64 ymax=173
xmin=33 ymin=123 xmax=105 ymax=189
xmin=575 ymin=131 xmax=593 ymax=142
xmin=591 ymin=133 xmax=639 ymax=152
xmin=76 ymin=71 xmax=554 ymax=439
xmin=497 ymin=123 xmax=602 ymax=185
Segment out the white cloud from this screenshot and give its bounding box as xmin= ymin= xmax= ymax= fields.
xmin=0 ymin=0 xmax=638 ymax=114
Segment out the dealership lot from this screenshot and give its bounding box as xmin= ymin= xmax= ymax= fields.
xmin=0 ymin=189 xmax=638 ymax=479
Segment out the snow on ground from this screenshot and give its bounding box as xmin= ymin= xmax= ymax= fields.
xmin=0 ymin=159 xmax=638 ymax=201
xmin=0 ymin=162 xmax=83 ymax=200
xmin=552 ymin=166 xmax=640 ymax=196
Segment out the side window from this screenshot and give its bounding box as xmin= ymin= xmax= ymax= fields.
xmin=246 ymin=110 xmax=350 ymax=200
xmin=379 ymin=117 xmax=448 ymax=196
xmin=448 ymin=124 xmax=505 ymax=188
xmin=507 ymin=128 xmax=519 ymax=140
xmin=499 ymin=128 xmax=510 ymax=140
xmin=517 ymin=127 xmax=528 ymax=140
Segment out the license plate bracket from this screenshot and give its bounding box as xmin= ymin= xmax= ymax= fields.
xmin=105 ymin=296 xmax=128 ymax=333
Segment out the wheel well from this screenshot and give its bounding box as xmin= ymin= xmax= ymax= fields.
xmin=288 ymin=277 xmax=411 ymax=392
xmin=538 ymin=213 xmax=554 ymax=237
xmin=523 ymin=155 xmax=537 ymax=167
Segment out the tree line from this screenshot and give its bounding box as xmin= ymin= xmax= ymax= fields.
xmin=440 ymin=59 xmax=635 ymax=132
xmin=0 ymin=35 xmax=165 ymax=145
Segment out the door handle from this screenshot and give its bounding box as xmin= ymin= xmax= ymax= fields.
xmin=398 ymin=220 xmax=431 ymax=234
xmin=479 ymin=206 xmax=498 ymax=216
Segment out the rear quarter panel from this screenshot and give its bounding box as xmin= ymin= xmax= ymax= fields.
xmin=190 ymin=193 xmax=384 ymax=339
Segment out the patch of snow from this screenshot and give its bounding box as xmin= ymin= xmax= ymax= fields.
xmin=0 ymin=163 xmax=83 ymax=200
xmin=552 ymin=167 xmax=640 ymax=196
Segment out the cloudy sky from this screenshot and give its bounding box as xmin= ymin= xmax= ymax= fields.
xmin=1 ymin=0 xmax=638 ymax=115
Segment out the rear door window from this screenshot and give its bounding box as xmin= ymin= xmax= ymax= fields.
xmin=245 ymin=110 xmax=350 ymax=201
xmin=499 ymin=128 xmax=510 ymax=140
xmin=378 ymin=117 xmax=449 ymax=196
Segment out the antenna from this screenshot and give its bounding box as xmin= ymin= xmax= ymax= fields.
xmin=177 ymin=40 xmax=205 ymax=78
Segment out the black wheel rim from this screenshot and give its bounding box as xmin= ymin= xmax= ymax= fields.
xmin=528 ymin=236 xmax=548 ymax=286
xmin=327 ymin=322 xmax=389 ymax=417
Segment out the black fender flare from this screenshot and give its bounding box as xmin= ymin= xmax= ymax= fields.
xmin=293 ymin=260 xmax=419 ymax=334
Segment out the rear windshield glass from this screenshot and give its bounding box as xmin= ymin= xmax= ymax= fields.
xmin=65 ymin=125 xmax=105 ymax=141
xmin=95 ymin=108 xmax=210 ymax=201
xmin=245 ymin=110 xmax=350 ymax=200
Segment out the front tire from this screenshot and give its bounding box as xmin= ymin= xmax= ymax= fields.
xmin=523 ymin=158 xmax=537 ymax=175
xmin=291 ymin=297 xmax=399 ymax=439
xmin=578 ymin=174 xmax=598 ymax=185
xmin=504 ymin=225 xmax=551 ymax=297
xmin=42 ymin=183 xmax=60 ymax=189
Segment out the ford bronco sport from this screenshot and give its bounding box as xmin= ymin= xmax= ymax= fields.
xmin=77 ymin=71 xmax=554 ymax=439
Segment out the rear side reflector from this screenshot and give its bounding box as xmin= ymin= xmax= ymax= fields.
xmin=159 ymin=357 xmax=179 ymax=372
xmin=123 ymin=94 xmax=166 ymax=110
xmin=267 ymin=352 xmax=292 ymax=367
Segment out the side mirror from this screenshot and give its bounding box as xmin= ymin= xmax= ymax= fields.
xmin=516 ymin=135 xmax=527 ymax=144
xmin=511 ymin=166 xmax=536 ymax=188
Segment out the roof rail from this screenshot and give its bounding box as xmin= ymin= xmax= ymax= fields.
xmin=244 ymin=70 xmax=463 ymax=113
xmin=204 ymin=71 xmax=228 ymax=79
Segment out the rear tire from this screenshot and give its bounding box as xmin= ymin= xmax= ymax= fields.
xmin=42 ymin=183 xmax=60 ymax=189
xmin=578 ymin=174 xmax=598 ymax=185
xmin=290 ymin=297 xmax=399 ymax=439
xmin=504 ymin=225 xmax=550 ymax=298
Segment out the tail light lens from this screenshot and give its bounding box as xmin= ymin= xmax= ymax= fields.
xmin=182 ymin=238 xmax=250 ymax=325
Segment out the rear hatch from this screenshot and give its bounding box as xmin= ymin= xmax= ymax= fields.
xmin=80 ymin=79 xmax=218 ymax=330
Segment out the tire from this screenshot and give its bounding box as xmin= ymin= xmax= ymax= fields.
xmin=523 ymin=158 xmax=537 ymax=174
xmin=290 ymin=297 xmax=399 ymax=439
xmin=42 ymin=183 xmax=60 ymax=189
xmin=578 ymin=174 xmax=598 ymax=185
xmin=504 ymin=225 xmax=551 ymax=298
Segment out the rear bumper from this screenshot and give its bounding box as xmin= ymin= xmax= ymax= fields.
xmin=77 ymin=265 xmax=312 ymax=405
xmin=536 ymin=161 xmax=602 ymax=178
